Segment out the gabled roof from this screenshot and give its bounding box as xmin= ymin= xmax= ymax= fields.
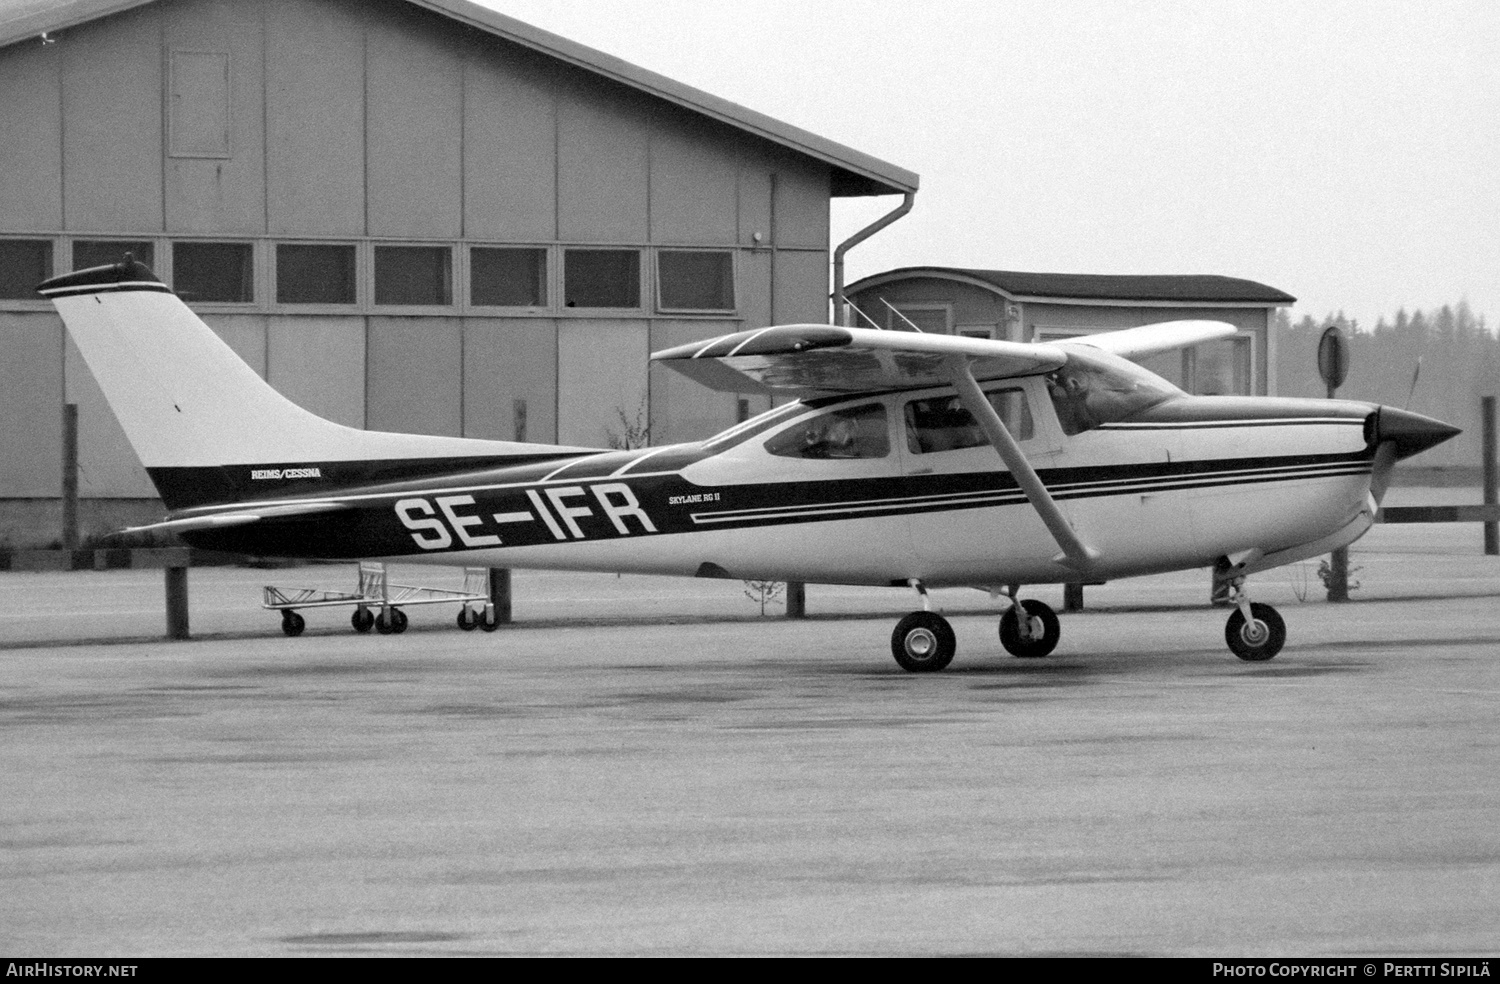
xmin=0 ymin=0 xmax=918 ymax=198
xmin=847 ymin=267 xmax=1296 ymax=306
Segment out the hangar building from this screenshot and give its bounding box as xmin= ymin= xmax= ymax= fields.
xmin=845 ymin=268 xmax=1295 ymax=396
xmin=0 ymin=0 xmax=918 ymax=539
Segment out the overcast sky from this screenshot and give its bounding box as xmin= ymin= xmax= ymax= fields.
xmin=480 ymin=0 xmax=1498 ymax=330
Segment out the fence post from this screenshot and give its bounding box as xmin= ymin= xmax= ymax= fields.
xmin=489 ymin=568 xmax=512 ymax=624
xmin=1483 ymin=396 xmax=1497 ymax=557
xmin=61 ymin=403 xmax=79 ymax=550
xmin=784 ymin=580 xmax=806 ymax=618
xmin=1063 ymin=583 xmax=1085 ymax=612
xmin=165 ymin=565 xmax=190 ymax=640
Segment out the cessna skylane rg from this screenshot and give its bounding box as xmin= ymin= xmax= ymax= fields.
xmin=40 ymin=258 xmax=1459 ymax=670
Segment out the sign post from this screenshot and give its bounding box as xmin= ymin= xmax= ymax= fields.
xmin=1318 ymin=326 xmax=1351 ymax=601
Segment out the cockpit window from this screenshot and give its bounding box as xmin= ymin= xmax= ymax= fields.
xmin=764 ymin=402 xmax=890 ymax=460
xmin=1046 ymin=346 xmax=1183 ymax=435
xmin=904 ymin=388 xmax=1033 ymax=454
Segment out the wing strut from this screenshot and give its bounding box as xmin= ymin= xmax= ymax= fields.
xmin=945 ymin=357 xmax=1099 ymax=572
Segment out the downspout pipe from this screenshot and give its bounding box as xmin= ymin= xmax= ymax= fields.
xmin=831 ymin=191 xmax=915 ymax=326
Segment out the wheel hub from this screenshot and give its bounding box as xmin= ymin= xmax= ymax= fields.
xmin=905 ymin=628 xmax=936 ymax=659
xmin=1240 ymin=619 xmax=1269 ymax=646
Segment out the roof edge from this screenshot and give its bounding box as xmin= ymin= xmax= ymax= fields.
xmin=414 ymin=0 xmax=918 ymax=197
xmin=847 ymin=266 xmax=1296 ymax=306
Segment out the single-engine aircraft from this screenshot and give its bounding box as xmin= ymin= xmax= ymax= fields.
xmin=40 ymin=258 xmax=1459 ymax=670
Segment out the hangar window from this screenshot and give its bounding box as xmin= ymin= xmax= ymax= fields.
xmin=0 ymin=239 xmax=52 ymax=300
xmin=375 ymin=245 xmax=452 ymax=307
xmin=658 ymin=250 xmax=734 ymax=312
xmin=276 ymin=243 xmax=356 ymax=305
xmin=888 ymin=304 xmax=950 ymax=333
xmin=765 ymin=402 xmax=890 ymax=460
xmin=564 ymin=249 xmax=640 ymax=309
xmin=471 ymin=247 xmax=547 ymax=307
xmin=73 ymin=240 xmax=154 ymax=273
xmin=172 ymin=242 xmax=252 ymax=303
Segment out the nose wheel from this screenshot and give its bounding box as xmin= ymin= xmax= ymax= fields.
xmin=1225 ymin=601 xmax=1285 ymax=661
xmin=1221 ymin=573 xmax=1285 ymax=661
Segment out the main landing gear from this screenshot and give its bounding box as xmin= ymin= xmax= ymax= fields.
xmin=890 ymin=581 xmax=1060 ymax=672
xmin=889 ymin=575 xmax=1287 ymax=671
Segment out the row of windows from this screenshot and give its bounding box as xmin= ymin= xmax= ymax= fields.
xmin=766 ymin=388 xmax=1036 ymax=461
xmin=0 ymin=238 xmax=737 ymax=313
xmin=762 ymin=347 xmax=1186 ymax=460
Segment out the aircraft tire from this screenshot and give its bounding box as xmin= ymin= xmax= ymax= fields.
xmin=999 ymin=600 xmax=1060 ymax=658
xmin=891 ymin=611 xmax=956 ymax=672
xmin=1225 ymin=603 xmax=1285 ymax=661
xmin=281 ymin=610 xmax=305 ymax=637
xmin=457 ymin=607 xmax=479 ymax=631
xmin=479 ymin=606 xmax=502 ymax=633
xmin=391 ymin=608 xmax=408 ymax=634
xmin=352 ymin=607 xmax=375 ymax=634
xmin=375 ymin=609 xmax=395 ymax=635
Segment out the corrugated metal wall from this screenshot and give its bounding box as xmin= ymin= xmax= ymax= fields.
xmin=0 ymin=0 xmax=832 ymax=504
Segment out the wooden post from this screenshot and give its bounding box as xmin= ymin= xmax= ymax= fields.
xmin=1483 ymin=395 xmax=1497 ymax=556
xmin=1063 ymin=583 xmax=1084 ymax=612
xmin=165 ymin=565 xmax=190 ymax=640
xmin=61 ymin=402 xmax=78 ymax=550
xmin=488 ymin=568 xmax=512 ymax=624
xmin=784 ymin=580 xmax=805 ymax=618
xmin=1325 ymin=379 xmax=1350 ymax=601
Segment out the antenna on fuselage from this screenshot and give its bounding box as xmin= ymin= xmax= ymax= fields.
xmin=879 ymin=297 xmax=925 ymax=333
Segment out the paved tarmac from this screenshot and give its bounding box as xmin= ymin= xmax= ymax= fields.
xmin=2 ymin=504 xmax=1498 ymax=956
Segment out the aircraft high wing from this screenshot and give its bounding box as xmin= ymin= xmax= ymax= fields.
xmin=40 ymin=259 xmax=1460 ymax=669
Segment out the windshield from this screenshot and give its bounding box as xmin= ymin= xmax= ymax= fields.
xmin=1047 ymin=346 xmax=1183 ymax=435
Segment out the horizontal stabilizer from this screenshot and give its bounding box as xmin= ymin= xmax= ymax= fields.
xmin=1063 ymin=320 xmax=1236 ymax=359
xmin=652 ymin=324 xmax=1066 ymax=395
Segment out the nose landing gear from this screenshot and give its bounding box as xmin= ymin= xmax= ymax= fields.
xmin=1222 ymin=576 xmax=1284 ymax=661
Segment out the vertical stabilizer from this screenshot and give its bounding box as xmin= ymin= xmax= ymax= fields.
xmin=40 ymin=259 xmax=594 ymax=508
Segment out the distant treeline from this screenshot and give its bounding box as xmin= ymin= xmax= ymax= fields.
xmin=1273 ymin=302 xmax=1497 ymax=469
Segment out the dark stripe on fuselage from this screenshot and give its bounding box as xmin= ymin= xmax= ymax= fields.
xmin=178 ymin=448 xmax=1372 ymax=559
xmin=147 ymin=453 xmax=604 ymax=511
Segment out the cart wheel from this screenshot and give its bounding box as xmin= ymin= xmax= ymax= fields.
xmin=281 ymin=610 xmax=305 ymax=637
xmin=351 ymin=607 xmax=375 ymax=634
xmin=391 ymin=607 xmax=408 ymax=634
xmin=457 ymin=607 xmax=479 ymax=631
xmin=375 ymin=609 xmax=395 ymax=634
xmin=480 ymin=605 xmax=502 ymax=632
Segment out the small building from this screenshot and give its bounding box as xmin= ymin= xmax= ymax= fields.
xmin=0 ymin=0 xmax=917 ymax=538
xmin=844 ymin=267 xmax=1294 ymax=396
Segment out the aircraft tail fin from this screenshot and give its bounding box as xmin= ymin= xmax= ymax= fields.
xmin=40 ymin=258 xmax=593 ymax=510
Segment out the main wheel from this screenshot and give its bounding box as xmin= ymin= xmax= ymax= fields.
xmin=479 ymin=606 xmax=502 ymax=633
xmin=375 ymin=608 xmax=396 ymax=635
xmin=281 ymin=610 xmax=305 ymax=637
xmin=457 ymin=607 xmax=479 ymax=631
xmin=891 ymin=611 xmax=956 ymax=672
xmin=999 ymin=599 xmax=1060 ymax=658
xmin=1225 ymin=603 xmax=1285 ymax=661
xmin=351 ymin=607 xmax=375 ymax=634
xmin=390 ymin=607 xmax=408 ymax=634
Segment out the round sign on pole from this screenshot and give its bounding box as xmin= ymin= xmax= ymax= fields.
xmin=1317 ymin=325 xmax=1349 ymax=394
